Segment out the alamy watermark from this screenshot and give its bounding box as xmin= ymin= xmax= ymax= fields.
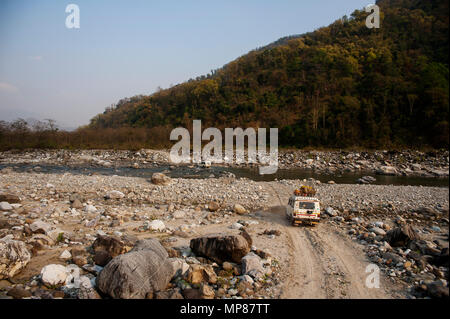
xmin=169 ymin=120 xmax=279 ymax=174
xmin=64 ymin=4 xmax=378 ymax=30
xmin=365 ymin=4 xmax=380 ymax=29
xmin=365 ymin=264 xmax=380 ymax=288
xmin=65 ymin=4 xmax=80 ymax=29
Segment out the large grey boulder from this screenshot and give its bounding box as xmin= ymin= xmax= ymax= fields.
xmin=96 ymin=238 xmax=173 ymax=299
xmin=30 ymin=220 xmax=52 ymax=234
xmin=383 ymin=225 xmax=420 ymax=247
xmin=241 ymin=252 xmax=264 ymax=278
xmin=92 ymin=235 xmax=132 ymax=266
xmin=0 ymin=238 xmax=31 ymax=279
xmin=190 ymin=231 xmax=252 ymax=263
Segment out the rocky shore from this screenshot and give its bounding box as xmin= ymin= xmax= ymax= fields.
xmin=1 ymin=149 xmax=448 ymax=178
xmin=0 ymin=162 xmax=448 ymax=299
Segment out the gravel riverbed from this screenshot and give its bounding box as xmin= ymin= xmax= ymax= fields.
xmin=0 ymin=160 xmax=448 ymax=300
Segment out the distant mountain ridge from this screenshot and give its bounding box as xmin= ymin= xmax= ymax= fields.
xmin=88 ymin=0 xmax=449 ymax=148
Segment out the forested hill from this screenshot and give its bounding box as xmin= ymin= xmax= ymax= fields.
xmin=88 ymin=0 xmax=449 ymax=148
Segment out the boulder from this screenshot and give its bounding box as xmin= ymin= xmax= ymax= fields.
xmin=369 ymin=227 xmax=386 ymax=236
xmin=40 ymin=264 xmax=68 ymax=286
xmin=93 ymin=250 xmax=112 ymax=267
xmin=408 ymin=240 xmax=441 ymax=257
xmin=105 ymin=190 xmax=125 ymax=200
xmin=7 ymin=287 xmax=32 ymax=299
xmin=383 ymin=225 xmax=420 ymax=247
xmin=0 ymin=202 xmax=13 ymax=211
xmin=131 ymin=238 xmax=169 ymax=257
xmin=92 ymin=235 xmax=129 ymax=258
xmin=154 ymin=288 xmax=184 ymax=299
xmin=356 ymin=176 xmax=376 ymax=184
xmin=231 ymin=222 xmax=244 ymax=230
xmin=376 ymin=166 xmax=398 ymax=176
xmin=233 ymin=204 xmax=247 ymax=215
xmin=77 ymin=276 xmax=102 ymax=299
xmin=325 ymin=207 xmax=337 ymax=217
xmin=426 ymin=281 xmax=449 ymax=299
xmin=84 ymin=205 xmax=97 ymax=213
xmin=173 ymin=210 xmax=186 ymax=219
xmin=0 ymin=238 xmax=31 ymax=279
xmin=96 ymin=239 xmax=173 ymax=299
xmin=151 ymin=173 xmax=172 ymax=186
xmin=0 ymin=193 xmax=20 ymax=203
xmin=92 ymin=235 xmax=133 ymax=266
xmin=169 ymin=258 xmax=189 ymax=278
xmin=59 ymin=250 xmax=72 ymax=261
xmin=199 ymin=284 xmax=215 ymax=299
xmin=0 ymin=218 xmax=10 ymax=229
xmin=29 ymin=220 xmax=52 ymax=234
xmin=146 ymin=220 xmax=165 ymax=232
xmin=71 ymin=199 xmax=83 ymax=209
xmin=29 ymin=234 xmax=55 ymax=251
xmin=190 ymin=231 xmax=252 ymax=263
xmin=185 ymin=264 xmax=217 ymax=284
xmin=241 ymin=252 xmax=264 ymax=278
xmin=47 ymin=229 xmax=64 ymax=242
xmin=208 ymin=201 xmax=220 ymax=212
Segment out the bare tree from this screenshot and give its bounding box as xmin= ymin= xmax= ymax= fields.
xmin=44 ymin=119 xmax=58 ymax=132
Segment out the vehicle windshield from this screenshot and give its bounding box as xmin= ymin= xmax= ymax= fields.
xmin=297 ymin=202 xmax=316 ymax=210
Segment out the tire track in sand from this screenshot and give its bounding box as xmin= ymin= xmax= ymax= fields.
xmin=264 ymin=182 xmax=395 ymax=299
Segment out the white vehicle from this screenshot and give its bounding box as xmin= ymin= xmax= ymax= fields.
xmin=286 ymin=194 xmax=321 ymax=226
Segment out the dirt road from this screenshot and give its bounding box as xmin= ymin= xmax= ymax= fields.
xmin=262 ymin=182 xmax=402 ymax=299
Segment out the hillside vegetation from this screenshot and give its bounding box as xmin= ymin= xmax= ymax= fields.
xmin=1 ymin=0 xmax=448 ymax=151
xmin=88 ymin=0 xmax=449 ymax=149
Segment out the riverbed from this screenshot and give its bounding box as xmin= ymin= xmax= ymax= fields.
xmin=0 ymin=163 xmax=448 ymax=187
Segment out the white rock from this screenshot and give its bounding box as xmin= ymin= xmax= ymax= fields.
xmin=147 ymin=220 xmax=165 ymax=232
xmin=374 ymin=221 xmax=384 ymax=228
xmin=377 ymin=166 xmax=398 ymax=176
xmin=85 ymin=205 xmax=97 ymax=213
xmin=370 ymin=227 xmax=386 ymax=236
xmin=240 ymin=274 xmax=254 ymax=284
xmin=96 ymin=230 xmax=107 ymax=237
xmin=30 ymin=220 xmax=52 ymax=234
xmin=325 ymin=207 xmax=337 ymax=217
xmin=0 ymin=202 xmax=13 ymax=211
xmin=59 ymin=250 xmax=72 ymax=260
xmin=64 ymin=264 xmax=81 ymax=288
xmin=106 ymin=190 xmax=125 ymax=199
xmin=169 ymin=258 xmax=189 ymax=278
xmin=0 ymin=238 xmax=31 ymax=279
xmin=41 ymin=264 xmax=69 ymax=286
xmin=173 ymin=210 xmax=186 ymax=219
xmin=80 ymin=275 xmax=93 ymax=289
xmin=231 ymin=222 xmax=244 ymax=230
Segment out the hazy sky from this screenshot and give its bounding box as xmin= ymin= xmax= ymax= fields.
xmin=0 ymin=0 xmax=370 ymax=129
